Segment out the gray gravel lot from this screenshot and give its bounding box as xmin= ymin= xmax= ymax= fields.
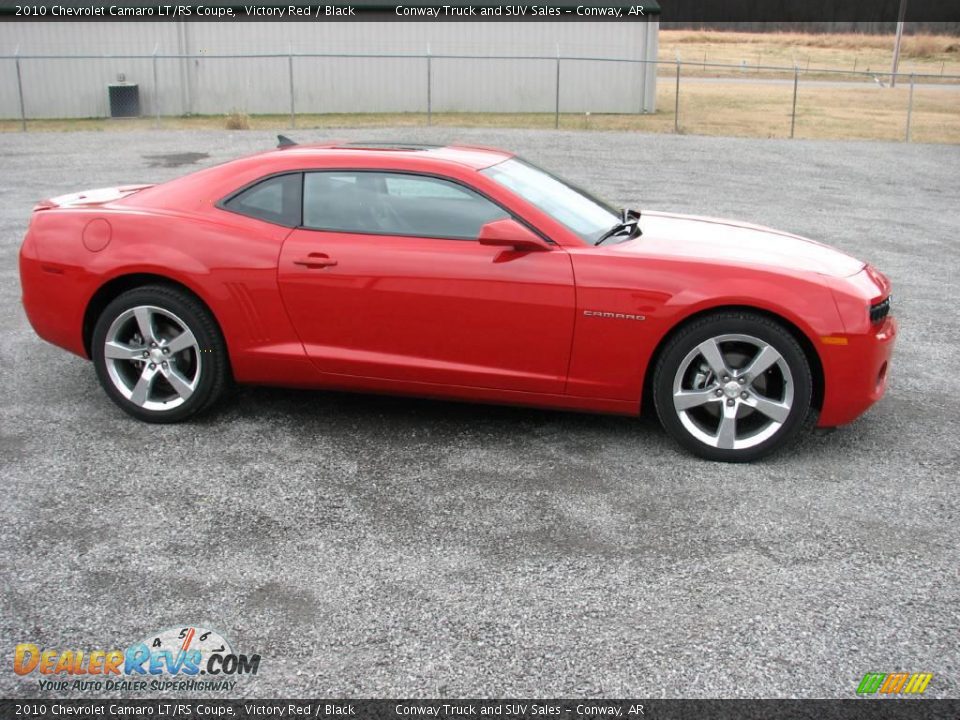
xmin=1 ymin=127 xmax=958 ymax=699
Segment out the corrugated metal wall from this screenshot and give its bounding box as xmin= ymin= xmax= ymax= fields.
xmin=0 ymin=21 xmax=658 ymax=119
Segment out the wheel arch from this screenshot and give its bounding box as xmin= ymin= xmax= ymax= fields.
xmin=82 ymin=273 xmax=228 ymax=364
xmin=641 ymin=304 xmax=825 ymax=417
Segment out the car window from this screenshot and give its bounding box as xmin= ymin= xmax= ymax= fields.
xmin=302 ymin=171 xmax=509 ymax=240
xmin=223 ymin=173 xmax=302 ymax=227
xmin=384 ymin=175 xmax=472 ymax=200
xmin=482 ymin=158 xmax=619 ymax=244
xmin=326 ymin=174 xmax=357 ymax=186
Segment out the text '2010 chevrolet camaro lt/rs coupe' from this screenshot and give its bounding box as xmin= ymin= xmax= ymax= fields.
xmin=19 ymin=140 xmax=896 ymax=461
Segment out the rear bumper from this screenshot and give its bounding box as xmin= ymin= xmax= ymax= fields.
xmin=19 ymin=237 xmax=89 ymax=359
xmin=817 ymin=316 xmax=897 ymax=427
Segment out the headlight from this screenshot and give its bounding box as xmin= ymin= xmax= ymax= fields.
xmin=828 ymin=265 xmax=891 ymax=334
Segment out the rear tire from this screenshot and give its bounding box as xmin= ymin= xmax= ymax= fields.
xmin=652 ymin=311 xmax=813 ymax=462
xmin=91 ymin=285 xmax=228 ymax=423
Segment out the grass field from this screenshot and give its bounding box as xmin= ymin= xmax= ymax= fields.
xmin=659 ymin=30 xmax=960 ymax=78
xmin=661 ymin=81 xmax=960 ymax=143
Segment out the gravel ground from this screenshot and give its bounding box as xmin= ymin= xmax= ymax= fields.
xmin=1 ymin=128 xmax=958 ymax=699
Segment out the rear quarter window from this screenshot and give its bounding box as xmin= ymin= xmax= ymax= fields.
xmin=222 ymin=173 xmax=302 ymax=227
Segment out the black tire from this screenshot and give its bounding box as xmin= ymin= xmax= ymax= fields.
xmin=652 ymin=311 xmax=813 ymax=462
xmin=91 ymin=285 xmax=229 ymax=423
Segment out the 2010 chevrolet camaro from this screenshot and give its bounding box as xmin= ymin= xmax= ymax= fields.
xmin=19 ymin=140 xmax=896 ymax=461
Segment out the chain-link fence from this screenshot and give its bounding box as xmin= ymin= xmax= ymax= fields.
xmin=2 ymin=50 xmax=959 ymax=143
xmin=660 ymin=59 xmax=960 ymax=143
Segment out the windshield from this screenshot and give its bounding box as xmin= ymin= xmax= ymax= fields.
xmin=481 ymin=158 xmax=620 ymax=244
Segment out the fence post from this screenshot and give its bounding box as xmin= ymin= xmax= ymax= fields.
xmin=790 ymin=64 xmax=799 ymax=139
xmin=288 ymin=45 xmax=295 ymax=129
xmin=554 ymin=44 xmax=560 ymax=130
xmin=674 ymin=58 xmax=681 ymax=133
xmin=426 ymin=44 xmax=432 ymax=127
xmin=15 ymin=47 xmax=26 ymax=132
xmin=152 ymin=44 xmax=160 ymax=128
xmin=905 ymin=73 xmax=915 ymax=143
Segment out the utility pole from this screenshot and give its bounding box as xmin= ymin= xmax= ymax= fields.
xmin=891 ymin=0 xmax=908 ymax=87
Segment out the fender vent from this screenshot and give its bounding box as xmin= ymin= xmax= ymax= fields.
xmin=225 ymin=282 xmax=270 ymax=343
xmin=870 ymin=296 xmax=891 ymax=324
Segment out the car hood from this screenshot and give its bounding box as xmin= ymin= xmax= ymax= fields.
xmin=611 ymin=211 xmax=864 ymax=278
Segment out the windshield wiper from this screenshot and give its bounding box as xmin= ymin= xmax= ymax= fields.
xmin=594 ymin=208 xmax=642 ymax=246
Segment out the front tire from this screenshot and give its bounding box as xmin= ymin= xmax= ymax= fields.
xmin=653 ymin=311 xmax=813 ymax=462
xmin=91 ymin=285 xmax=229 ymax=423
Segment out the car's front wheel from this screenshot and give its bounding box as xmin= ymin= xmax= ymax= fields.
xmin=653 ymin=311 xmax=813 ymax=462
xmin=91 ymin=285 xmax=229 ymax=423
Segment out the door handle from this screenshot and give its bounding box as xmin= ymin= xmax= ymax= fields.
xmin=294 ymin=253 xmax=338 ymax=269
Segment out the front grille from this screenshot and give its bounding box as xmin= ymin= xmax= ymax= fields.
xmin=870 ymin=296 xmax=891 ymax=324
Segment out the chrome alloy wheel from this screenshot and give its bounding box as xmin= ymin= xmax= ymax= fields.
xmin=671 ymin=333 xmax=794 ymax=451
xmin=103 ymin=305 xmax=201 ymax=412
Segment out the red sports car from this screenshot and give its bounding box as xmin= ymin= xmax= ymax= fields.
xmin=19 ymin=140 xmax=896 ymax=461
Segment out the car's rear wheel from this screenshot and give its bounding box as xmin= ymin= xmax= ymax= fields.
xmin=653 ymin=311 xmax=813 ymax=462
xmin=91 ymin=285 xmax=228 ymax=423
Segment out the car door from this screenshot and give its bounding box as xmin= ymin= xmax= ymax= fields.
xmin=276 ymin=170 xmax=576 ymax=394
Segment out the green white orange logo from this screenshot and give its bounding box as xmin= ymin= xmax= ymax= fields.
xmin=857 ymin=672 xmax=932 ymax=695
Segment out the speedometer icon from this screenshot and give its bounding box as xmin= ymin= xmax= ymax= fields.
xmin=136 ymin=626 xmax=233 ymax=672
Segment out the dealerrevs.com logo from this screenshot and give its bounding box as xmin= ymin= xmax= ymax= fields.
xmin=14 ymin=626 xmax=261 ymax=693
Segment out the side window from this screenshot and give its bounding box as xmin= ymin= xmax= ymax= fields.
xmin=222 ymin=173 xmax=302 ymax=227
xmin=302 ymin=171 xmax=509 ymax=239
xmin=384 ymin=175 xmax=471 ymax=200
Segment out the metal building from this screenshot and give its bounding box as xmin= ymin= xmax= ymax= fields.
xmin=1 ymin=21 xmax=659 ymax=119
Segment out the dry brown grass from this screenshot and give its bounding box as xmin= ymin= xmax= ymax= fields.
xmin=661 ymin=30 xmax=960 ymax=76
xmin=659 ymin=81 xmax=960 ymax=143
xmin=900 ymin=35 xmax=960 ymax=58
xmin=668 ymin=30 xmax=958 ymax=54
xmin=223 ymin=110 xmax=251 ymax=130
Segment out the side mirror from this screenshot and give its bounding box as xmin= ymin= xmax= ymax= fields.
xmin=478 ymin=218 xmax=551 ymax=252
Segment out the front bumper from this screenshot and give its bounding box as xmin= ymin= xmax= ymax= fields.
xmin=817 ymin=315 xmax=897 ymax=427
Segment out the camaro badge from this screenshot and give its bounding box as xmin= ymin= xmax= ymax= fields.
xmin=583 ymin=310 xmax=646 ymax=321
